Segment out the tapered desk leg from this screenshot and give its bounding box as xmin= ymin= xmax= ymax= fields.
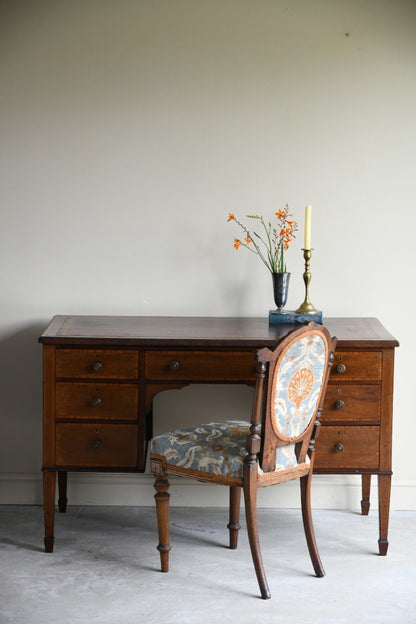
xmin=58 ymin=471 xmax=68 ymax=513
xmin=378 ymin=473 xmax=391 ymax=556
xmin=361 ymin=474 xmax=371 ymax=515
xmin=43 ymin=471 xmax=56 ymax=553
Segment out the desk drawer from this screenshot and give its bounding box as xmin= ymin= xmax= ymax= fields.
xmin=314 ymin=425 xmax=379 ymax=470
xmin=145 ymin=350 xmax=256 ymax=381
xmin=56 ymin=382 xmax=138 ymax=421
xmin=56 ymin=349 xmax=139 ymax=380
xmin=322 ymin=385 xmax=381 ymax=422
xmin=330 ymin=351 xmax=382 ymax=381
xmin=56 ymin=423 xmax=138 ymax=467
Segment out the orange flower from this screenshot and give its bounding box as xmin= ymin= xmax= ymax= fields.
xmin=227 ymin=207 xmax=298 ymax=273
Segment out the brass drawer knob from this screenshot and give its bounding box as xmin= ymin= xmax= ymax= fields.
xmin=335 ymin=400 xmax=345 ymax=410
xmin=91 ymin=397 xmax=102 ymax=407
xmin=169 ymin=361 xmax=180 ymax=371
xmin=336 ymin=364 xmax=346 ymax=374
xmin=92 ymin=440 xmax=101 ymax=450
xmin=334 ymin=442 xmax=344 ymax=453
xmin=92 ymin=361 xmax=103 ymax=372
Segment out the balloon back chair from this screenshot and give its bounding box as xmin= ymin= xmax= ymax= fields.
xmin=150 ymin=322 xmax=336 ymax=599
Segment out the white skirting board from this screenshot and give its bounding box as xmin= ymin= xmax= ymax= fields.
xmin=1 ymin=473 xmax=415 ymax=510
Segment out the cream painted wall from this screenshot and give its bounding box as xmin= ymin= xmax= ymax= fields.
xmin=1 ymin=0 xmax=415 ymax=509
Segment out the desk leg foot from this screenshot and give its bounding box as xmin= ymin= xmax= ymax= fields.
xmin=361 ymin=474 xmax=371 ymax=515
xmin=378 ymin=539 xmax=389 ymax=556
xmin=378 ymin=473 xmax=391 ymax=556
xmin=44 ymin=535 xmax=55 ymax=553
xmin=43 ymin=471 xmax=56 ymax=553
xmin=58 ymin=471 xmax=68 ymax=513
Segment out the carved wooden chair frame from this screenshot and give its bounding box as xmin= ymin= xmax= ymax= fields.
xmin=150 ymin=322 xmax=336 ymax=599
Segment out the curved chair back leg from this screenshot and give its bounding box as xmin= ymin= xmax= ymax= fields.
xmin=300 ymin=473 xmax=325 ymax=578
xmin=244 ymin=470 xmax=271 ymax=600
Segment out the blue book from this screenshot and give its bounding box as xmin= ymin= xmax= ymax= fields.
xmin=269 ymin=310 xmax=323 ymax=324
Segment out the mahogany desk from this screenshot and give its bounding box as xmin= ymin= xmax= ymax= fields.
xmin=39 ymin=316 xmax=398 ymax=554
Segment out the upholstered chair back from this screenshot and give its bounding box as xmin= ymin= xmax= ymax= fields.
xmin=257 ymin=325 xmax=333 ymax=474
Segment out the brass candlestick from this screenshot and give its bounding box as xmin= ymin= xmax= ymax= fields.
xmin=296 ymin=248 xmax=319 ymax=314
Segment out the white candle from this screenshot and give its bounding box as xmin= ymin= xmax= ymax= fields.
xmin=304 ymin=205 xmax=312 ymax=249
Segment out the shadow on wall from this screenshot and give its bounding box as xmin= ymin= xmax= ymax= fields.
xmin=0 ymin=322 xmax=47 ymax=472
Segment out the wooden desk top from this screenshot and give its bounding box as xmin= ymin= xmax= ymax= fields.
xmin=39 ymin=316 xmax=399 ymax=349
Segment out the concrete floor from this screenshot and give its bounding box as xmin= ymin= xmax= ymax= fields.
xmin=1 ymin=505 xmax=415 ymax=624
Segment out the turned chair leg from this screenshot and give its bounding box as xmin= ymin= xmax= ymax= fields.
xmin=227 ymin=486 xmax=241 ymax=549
xmin=153 ymin=474 xmax=172 ymax=572
xmin=244 ymin=481 xmax=271 ymax=600
xmin=300 ymin=473 xmax=325 ymax=578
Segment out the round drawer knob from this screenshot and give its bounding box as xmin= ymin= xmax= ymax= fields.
xmin=336 ymin=364 xmax=346 ymax=374
xmin=92 ymin=440 xmax=101 ymax=450
xmin=335 ymin=400 xmax=345 ymax=410
xmin=169 ymin=361 xmax=180 ymax=371
xmin=93 ymin=361 xmax=103 ymax=372
xmin=91 ymin=397 xmax=102 ymax=407
xmin=334 ymin=442 xmax=344 ymax=453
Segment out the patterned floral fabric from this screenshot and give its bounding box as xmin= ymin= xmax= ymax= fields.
xmin=151 ymin=420 xmax=300 ymax=479
xmin=272 ymin=334 xmax=326 ymax=439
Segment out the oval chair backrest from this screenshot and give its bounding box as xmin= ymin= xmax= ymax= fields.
xmin=271 ymin=331 xmax=327 ymax=441
xmin=257 ymin=324 xmax=335 ymax=474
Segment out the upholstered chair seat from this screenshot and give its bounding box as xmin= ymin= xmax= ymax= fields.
xmin=151 ymin=420 xmax=303 ymax=480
